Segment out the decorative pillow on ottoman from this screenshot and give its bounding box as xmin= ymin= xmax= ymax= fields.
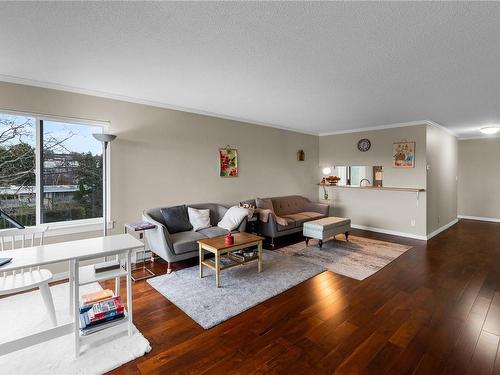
xmin=218 ymin=206 xmax=248 ymax=231
xmin=187 ymin=207 xmax=211 ymax=231
xmin=160 ymin=205 xmax=193 ymax=233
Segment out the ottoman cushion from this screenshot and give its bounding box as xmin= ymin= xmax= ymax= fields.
xmin=303 ymin=217 xmax=351 ymax=243
xmin=304 ymin=217 xmax=351 ymax=231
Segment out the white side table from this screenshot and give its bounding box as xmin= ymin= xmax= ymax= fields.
xmin=124 ymin=222 xmax=157 ymax=281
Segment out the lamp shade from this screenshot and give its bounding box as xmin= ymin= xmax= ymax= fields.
xmin=92 ymin=133 xmax=117 ymax=142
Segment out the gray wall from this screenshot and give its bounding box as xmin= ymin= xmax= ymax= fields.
xmin=319 ymin=125 xmax=427 ymax=188
xmin=0 ymin=81 xmax=319 ymax=226
xmin=458 ymin=138 xmax=500 ymax=220
xmin=319 ymin=125 xmax=428 ymax=238
xmin=426 ymin=125 xmax=458 ymax=233
xmin=0 ymin=81 xmax=319 ymax=274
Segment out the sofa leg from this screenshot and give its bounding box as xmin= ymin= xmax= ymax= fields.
xmin=318 ymin=239 xmax=323 ymax=249
xmin=345 ymin=231 xmax=349 ymax=241
xmin=270 ymin=238 xmax=275 ymax=248
xmin=167 ymin=262 xmax=173 ymax=274
xmin=305 ymin=237 xmax=309 ymax=247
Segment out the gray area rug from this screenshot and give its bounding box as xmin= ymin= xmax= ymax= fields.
xmin=277 ymin=236 xmax=412 ymax=280
xmin=147 ymin=250 xmax=325 ymax=329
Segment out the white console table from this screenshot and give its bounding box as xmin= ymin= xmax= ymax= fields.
xmin=0 ymin=234 xmax=143 ymax=358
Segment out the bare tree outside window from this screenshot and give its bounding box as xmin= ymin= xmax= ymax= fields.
xmin=0 ymin=115 xmax=36 ymax=227
xmin=0 ymin=114 xmax=103 ymax=229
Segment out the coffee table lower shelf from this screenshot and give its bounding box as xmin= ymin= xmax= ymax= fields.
xmin=201 ymin=254 xmax=259 ymax=271
xmin=197 ymin=233 xmax=264 ymax=288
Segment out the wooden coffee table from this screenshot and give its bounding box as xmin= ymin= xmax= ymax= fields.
xmin=197 ymin=232 xmax=264 ymax=287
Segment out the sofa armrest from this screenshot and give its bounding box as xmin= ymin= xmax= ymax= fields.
xmin=257 ymin=213 xmax=278 ymax=238
xmin=304 ymin=202 xmax=330 ymax=216
xmin=237 ymin=217 xmax=248 ymax=233
xmin=142 ymin=212 xmax=176 ymax=262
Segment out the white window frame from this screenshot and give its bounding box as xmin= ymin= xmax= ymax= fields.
xmin=0 ymin=108 xmax=112 ymax=236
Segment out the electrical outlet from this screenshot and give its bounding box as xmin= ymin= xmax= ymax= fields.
xmin=411 ymin=219 xmax=416 ymax=227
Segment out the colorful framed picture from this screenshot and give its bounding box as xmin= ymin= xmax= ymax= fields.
xmin=219 ymin=147 xmax=238 ymax=177
xmin=393 ymin=141 xmax=415 ymax=168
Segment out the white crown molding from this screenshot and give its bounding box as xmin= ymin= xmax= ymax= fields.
xmin=0 ymin=75 xmax=462 ymax=138
xmin=458 ymin=134 xmax=500 ymax=141
xmin=0 ymin=74 xmax=318 ymax=136
xmin=319 ymin=120 xmax=458 ymax=137
xmin=318 ymin=120 xmax=427 ymax=136
xmin=425 ymin=120 xmax=458 ymax=137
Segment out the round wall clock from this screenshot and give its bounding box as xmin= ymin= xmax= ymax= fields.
xmin=357 ymin=138 xmax=371 ymax=152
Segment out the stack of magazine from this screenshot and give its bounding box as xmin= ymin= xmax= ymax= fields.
xmin=230 ymin=248 xmax=258 ymax=262
xmin=79 ymin=289 xmax=127 ymax=335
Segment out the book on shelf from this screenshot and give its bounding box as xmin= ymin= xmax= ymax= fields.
xmin=219 ymin=257 xmax=236 ymax=266
xmin=80 ymin=296 xmax=124 ymax=330
xmin=81 ymin=289 xmax=114 ymax=305
xmin=230 ymin=249 xmax=257 ymax=261
xmin=0 ymin=257 xmax=12 ymax=267
xmin=94 ymin=260 xmax=121 ymax=273
xmin=126 ymin=221 xmax=157 ymax=231
xmin=79 ymin=311 xmax=127 ymax=336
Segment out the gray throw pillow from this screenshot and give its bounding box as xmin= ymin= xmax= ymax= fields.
xmin=160 ymin=205 xmax=193 ymax=234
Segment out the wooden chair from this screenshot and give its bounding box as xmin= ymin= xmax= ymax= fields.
xmin=0 ymin=227 xmax=57 ymax=326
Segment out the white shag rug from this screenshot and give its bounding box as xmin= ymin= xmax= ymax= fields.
xmin=0 ymin=282 xmax=151 ymax=375
xmin=147 ymin=250 xmax=325 ymax=329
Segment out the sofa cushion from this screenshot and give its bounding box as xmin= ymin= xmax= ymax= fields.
xmin=189 ymin=203 xmax=228 ymax=226
xmin=160 ymin=205 xmax=193 ymax=234
xmin=198 ymin=226 xmax=229 ymax=238
xmin=277 ymin=217 xmax=296 ymax=232
xmin=298 ymin=211 xmax=326 ymax=220
xmin=282 ymin=213 xmax=311 ymax=226
xmin=187 ymin=207 xmax=211 ymax=231
xmin=171 ymin=231 xmax=207 ymax=254
xmin=218 ymin=206 xmax=249 ymax=231
xmin=271 ymin=196 xmax=308 ymax=216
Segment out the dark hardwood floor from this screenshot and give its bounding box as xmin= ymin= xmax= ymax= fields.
xmin=104 ymin=219 xmax=500 ymax=374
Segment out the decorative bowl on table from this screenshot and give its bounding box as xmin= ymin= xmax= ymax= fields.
xmin=326 ymin=176 xmax=341 ymax=185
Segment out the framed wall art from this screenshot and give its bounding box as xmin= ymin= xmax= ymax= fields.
xmin=393 ymin=141 xmax=415 ymax=168
xmin=219 ymin=147 xmax=238 ymax=177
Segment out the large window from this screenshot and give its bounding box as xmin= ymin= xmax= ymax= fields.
xmin=0 ymin=112 xmax=104 ymax=229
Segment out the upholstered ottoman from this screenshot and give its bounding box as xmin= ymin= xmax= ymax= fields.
xmin=303 ymin=217 xmax=351 ymax=248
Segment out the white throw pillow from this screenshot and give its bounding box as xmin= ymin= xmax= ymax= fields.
xmin=187 ymin=207 xmax=211 ymax=231
xmin=217 ymin=206 xmax=249 ymax=231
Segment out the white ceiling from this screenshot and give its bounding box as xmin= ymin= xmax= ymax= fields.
xmin=1 ymin=2 xmax=499 ymax=138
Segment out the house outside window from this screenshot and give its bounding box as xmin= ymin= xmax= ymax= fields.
xmin=0 ymin=112 xmax=105 ymax=229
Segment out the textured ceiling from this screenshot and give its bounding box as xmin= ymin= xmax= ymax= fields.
xmin=0 ymin=2 xmax=499 ymax=137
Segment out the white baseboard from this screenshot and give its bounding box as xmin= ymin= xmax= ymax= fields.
xmin=426 ymin=218 xmax=458 ymax=240
xmin=458 ymin=215 xmax=500 ymax=223
xmin=350 ymin=224 xmax=427 ymax=241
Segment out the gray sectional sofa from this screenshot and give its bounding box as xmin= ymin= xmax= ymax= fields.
xmin=245 ymin=195 xmax=329 ymax=247
xmin=143 ymin=203 xmax=247 ymax=273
